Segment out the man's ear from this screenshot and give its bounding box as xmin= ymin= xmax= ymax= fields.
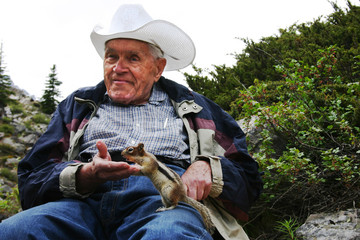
xmin=154 ymin=58 xmax=167 ymax=80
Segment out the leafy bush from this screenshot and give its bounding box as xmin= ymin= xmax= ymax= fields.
xmin=23 ymin=120 xmax=33 ymax=131
xmin=0 ymin=143 xmax=16 ymax=156
xmin=32 ymin=113 xmax=50 ymax=124
xmin=0 ymin=124 xmax=14 ymax=135
xmin=234 ymin=46 xmax=360 ymax=238
xmin=187 ymin=2 xmax=360 ymax=111
xmin=0 ymin=168 xmax=17 ymax=182
xmin=23 ymin=113 xmax=50 ymax=131
xmin=1 ymin=117 xmax=12 ymax=124
xmin=0 ymin=185 xmax=21 ymax=218
xmin=184 ymin=65 xmax=241 ymax=112
xmin=8 ymin=103 xmax=24 ymax=115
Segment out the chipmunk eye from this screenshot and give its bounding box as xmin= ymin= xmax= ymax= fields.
xmin=128 ymin=147 xmax=134 ymax=152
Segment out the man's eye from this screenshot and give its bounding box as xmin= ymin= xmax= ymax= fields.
xmin=130 ymin=55 xmax=140 ymax=62
xmin=106 ymin=54 xmax=117 ymax=59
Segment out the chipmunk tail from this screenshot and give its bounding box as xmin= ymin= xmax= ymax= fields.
xmin=184 ymin=197 xmax=215 ymax=234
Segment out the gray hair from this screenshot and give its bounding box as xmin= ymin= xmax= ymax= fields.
xmin=104 ymin=39 xmax=164 ymax=60
xmin=148 ymin=43 xmax=164 ymax=59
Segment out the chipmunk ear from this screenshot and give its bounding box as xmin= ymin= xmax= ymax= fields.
xmin=138 ymin=143 xmax=145 ymax=156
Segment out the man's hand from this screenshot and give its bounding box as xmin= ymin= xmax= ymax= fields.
xmin=76 ymin=140 xmax=141 ymax=194
xmin=181 ymin=161 xmax=212 ymax=201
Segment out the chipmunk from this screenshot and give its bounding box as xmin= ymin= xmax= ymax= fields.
xmin=121 ymin=143 xmax=214 ymax=233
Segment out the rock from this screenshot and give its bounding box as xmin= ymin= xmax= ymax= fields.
xmin=0 ymin=85 xmax=46 ymax=221
xmin=1 ymin=137 xmax=26 ymax=155
xmin=14 ymin=124 xmax=26 ymax=134
xmin=5 ymin=157 xmax=20 ymax=166
xmin=238 ymin=116 xmax=259 ymax=134
xmin=1 ymin=137 xmax=14 ymax=146
xmin=238 ymin=116 xmax=263 ymax=152
xmin=296 ymin=209 xmax=360 ymax=240
xmin=4 ymin=106 xmax=12 ymax=116
xmin=0 ymin=184 xmax=12 ymax=194
xmin=237 ymin=116 xmax=287 ymax=155
xmin=33 ymin=123 xmax=48 ymax=134
xmin=19 ymin=133 xmax=39 ymax=145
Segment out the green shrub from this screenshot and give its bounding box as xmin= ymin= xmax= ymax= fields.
xmin=0 ymin=143 xmax=16 ymax=156
xmin=9 ymin=103 xmax=24 ymax=114
xmin=24 ymin=120 xmax=33 ymax=131
xmin=235 ymin=46 xmax=360 ymax=237
xmin=0 ymin=156 xmax=8 ymax=166
xmin=0 ymin=124 xmax=14 ymax=135
xmin=235 ymin=47 xmax=359 ymax=188
xmin=0 ymin=168 xmax=17 ymax=182
xmin=32 ymin=101 xmax=41 ymax=108
xmin=0 ymin=185 xmax=21 ymax=218
xmin=32 ymin=113 xmax=50 ymax=124
xmin=1 ymin=117 xmax=12 ymax=124
xmin=275 ymin=218 xmax=300 ymax=240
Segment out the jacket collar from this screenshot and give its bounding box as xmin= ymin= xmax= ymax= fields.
xmin=157 ymin=76 xmax=194 ymax=102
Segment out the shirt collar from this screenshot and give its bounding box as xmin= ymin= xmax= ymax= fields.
xmin=148 ymin=82 xmax=167 ymax=105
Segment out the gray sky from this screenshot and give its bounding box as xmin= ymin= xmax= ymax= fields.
xmin=0 ymin=0 xmax=353 ymax=99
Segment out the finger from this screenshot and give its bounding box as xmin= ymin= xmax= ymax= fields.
xmin=196 ymin=185 xmax=204 ymax=201
xmin=183 ymin=183 xmax=188 ymax=194
xmin=130 ymin=164 xmax=141 ymax=173
xmin=99 ymin=163 xmax=141 ymax=181
xmin=96 ymin=140 xmax=109 ymax=159
xmin=202 ymin=183 xmax=212 ymax=200
xmin=187 ymin=184 xmax=197 ymax=200
xmin=95 ymin=161 xmax=129 ymax=172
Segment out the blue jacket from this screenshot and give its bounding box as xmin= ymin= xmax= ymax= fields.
xmin=18 ymin=77 xmax=262 ymax=236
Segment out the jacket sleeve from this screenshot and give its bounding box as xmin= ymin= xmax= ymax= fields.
xmin=216 ymin=111 xmax=263 ymax=221
xmin=17 ymin=95 xmax=80 ymax=210
xmin=192 ymin=93 xmax=263 ymax=222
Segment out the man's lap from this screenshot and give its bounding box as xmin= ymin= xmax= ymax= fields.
xmin=0 ymin=165 xmax=212 ymax=239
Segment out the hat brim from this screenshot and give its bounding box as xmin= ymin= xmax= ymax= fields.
xmin=90 ymin=20 xmax=195 ymax=71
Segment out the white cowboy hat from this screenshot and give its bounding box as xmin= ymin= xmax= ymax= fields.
xmin=90 ymin=4 xmax=196 ymax=71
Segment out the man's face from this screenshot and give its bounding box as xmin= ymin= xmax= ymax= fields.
xmin=103 ymin=39 xmax=166 ymax=105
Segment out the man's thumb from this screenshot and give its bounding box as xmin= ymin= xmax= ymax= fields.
xmin=96 ymin=140 xmax=108 ymax=159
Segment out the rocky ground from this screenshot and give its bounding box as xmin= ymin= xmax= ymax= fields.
xmin=0 ymin=86 xmax=49 ymax=220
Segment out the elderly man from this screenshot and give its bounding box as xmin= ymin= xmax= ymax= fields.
xmin=0 ymin=4 xmax=262 ymax=240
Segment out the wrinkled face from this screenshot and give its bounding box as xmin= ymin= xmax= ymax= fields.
xmin=103 ymin=39 xmax=166 ymax=105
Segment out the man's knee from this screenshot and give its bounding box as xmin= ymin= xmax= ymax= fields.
xmin=0 ymin=199 xmax=101 ymax=239
xmin=0 ymin=207 xmax=44 ymax=239
xmin=117 ymin=203 xmax=212 ymax=240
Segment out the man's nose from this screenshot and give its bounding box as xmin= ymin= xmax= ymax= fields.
xmin=113 ymin=60 xmax=128 ymax=72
